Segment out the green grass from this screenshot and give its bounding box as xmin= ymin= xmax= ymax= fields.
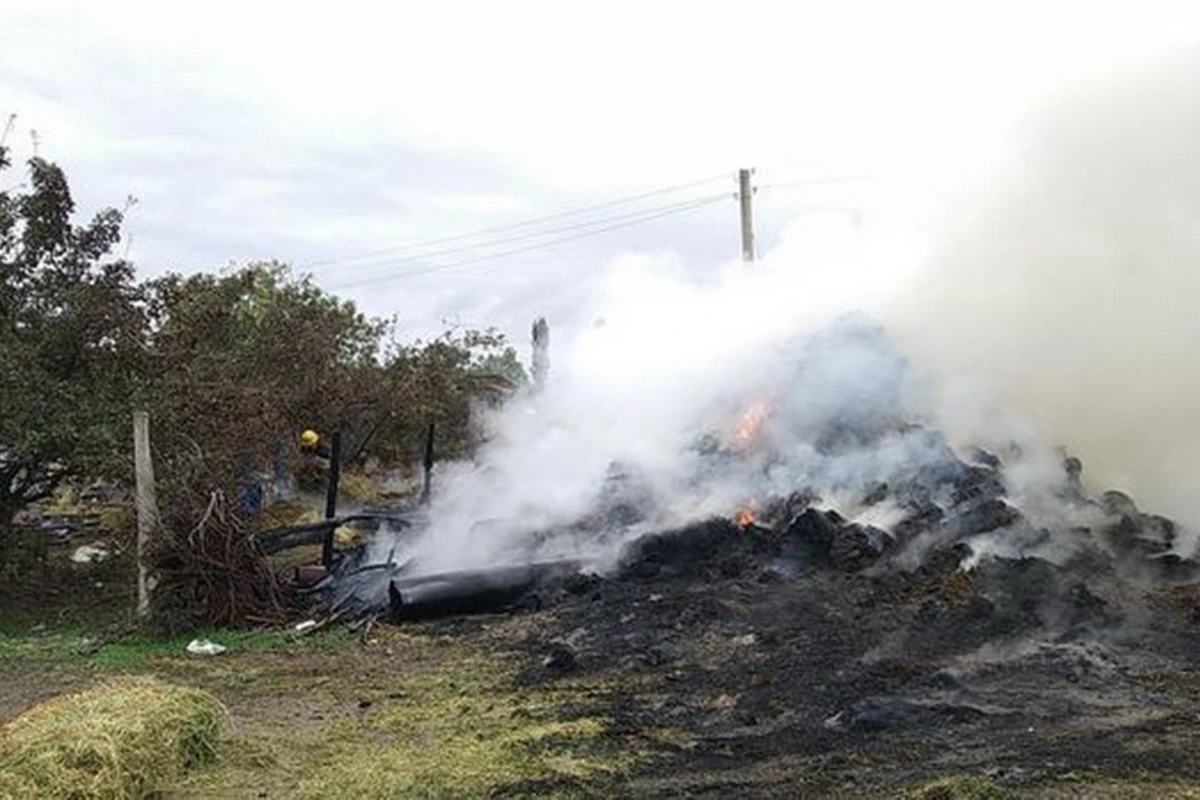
xmin=0 ymin=621 xmax=357 ymax=672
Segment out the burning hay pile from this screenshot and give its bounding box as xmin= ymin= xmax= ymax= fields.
xmin=304 ymin=317 xmax=1194 ymax=634
xmin=267 ymin=317 xmax=1200 ymax=792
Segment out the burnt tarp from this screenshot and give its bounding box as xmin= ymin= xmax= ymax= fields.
xmin=306 ymin=555 xmax=582 ymax=621
xmin=388 ymin=560 xmax=582 ymax=621
xmin=253 ymin=510 xmax=423 ymax=556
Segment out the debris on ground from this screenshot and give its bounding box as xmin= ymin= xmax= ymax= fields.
xmin=69 ymin=542 xmax=111 ymax=564
xmin=185 ymin=639 xmax=227 ymax=656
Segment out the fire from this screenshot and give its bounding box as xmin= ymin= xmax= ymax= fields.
xmin=731 ymin=399 xmax=770 ymax=445
xmin=735 ymin=508 xmax=757 ymax=529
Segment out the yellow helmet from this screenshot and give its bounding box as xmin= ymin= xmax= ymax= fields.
xmin=299 ymin=429 xmax=320 ymax=448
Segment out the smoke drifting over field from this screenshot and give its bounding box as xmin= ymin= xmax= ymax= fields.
xmin=889 ymin=49 xmax=1200 ymax=534
xmin=396 ymin=48 xmax=1200 ymax=573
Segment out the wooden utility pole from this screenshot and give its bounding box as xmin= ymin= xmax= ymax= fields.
xmin=133 ymin=411 xmax=161 ymax=621
xmin=738 ymin=168 xmax=755 ymax=263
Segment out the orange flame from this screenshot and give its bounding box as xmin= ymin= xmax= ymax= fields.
xmin=732 ymin=400 xmax=770 ymax=445
xmin=735 ymin=508 xmax=757 ymax=529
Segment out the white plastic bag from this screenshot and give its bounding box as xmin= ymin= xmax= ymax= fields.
xmin=186 ymin=639 xmax=227 ymax=656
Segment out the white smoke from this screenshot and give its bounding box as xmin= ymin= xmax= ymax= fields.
xmin=399 ymin=206 xmax=936 ymax=573
xmin=887 ymin=48 xmax=1200 ymax=540
xmin=391 ymin=47 xmax=1200 ymax=574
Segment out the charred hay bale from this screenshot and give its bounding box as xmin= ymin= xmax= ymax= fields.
xmin=895 ymin=546 xmax=985 ymax=615
xmin=1101 ymin=506 xmax=1179 ymax=563
xmin=829 ymin=524 xmax=893 ymax=572
xmin=971 ymin=556 xmax=1117 ymax=632
xmin=1060 ymin=540 xmax=1118 ymax=581
xmin=894 ymin=432 xmax=974 ymax=502
xmin=1101 ymin=490 xmax=1138 ymax=518
xmin=618 ymin=518 xmax=760 ymax=580
xmin=894 ymin=544 xmax=971 ymax=600
xmin=825 ymin=696 xmax=995 ymax=734
xmin=814 ymin=419 xmax=899 ymax=454
xmin=966 ymin=446 xmax=1002 ymax=470
xmin=1147 ymin=553 xmax=1200 ymax=584
xmin=892 ymin=503 xmax=945 ymax=544
xmin=761 ymin=490 xmax=819 ymax=530
xmin=860 ymin=482 xmax=890 ymax=507
xmin=782 ymin=507 xmax=845 ymax=564
xmin=1147 ymin=514 xmax=1178 ymax=546
xmin=947 ymin=498 xmax=1021 ymax=539
xmin=1064 ymin=454 xmax=1084 ymax=488
xmin=1166 ymin=584 xmax=1200 ymax=623
xmin=950 ymin=464 xmax=1006 ymax=507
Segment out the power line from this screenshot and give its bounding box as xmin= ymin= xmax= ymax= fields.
xmin=328 ymin=192 xmax=730 ymax=291
xmin=299 ymin=172 xmax=731 ymax=270
xmin=757 ymin=175 xmax=873 ymax=189
xmin=328 ymin=193 xmax=728 ymax=290
xmin=310 ymin=191 xmax=737 ymax=277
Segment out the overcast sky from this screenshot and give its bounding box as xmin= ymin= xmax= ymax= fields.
xmin=4 ymin=0 xmax=1198 ymax=349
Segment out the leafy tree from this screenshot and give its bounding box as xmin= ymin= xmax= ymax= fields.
xmin=0 ymin=139 xmax=528 ymax=553
xmin=369 ymin=328 xmax=525 ymax=465
xmin=0 ymin=143 xmax=146 ymax=534
xmin=142 ymin=262 xmax=389 ymax=466
xmin=141 ymin=264 xmax=526 ymax=483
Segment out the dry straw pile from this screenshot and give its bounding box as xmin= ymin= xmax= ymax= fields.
xmin=0 ymin=676 xmax=224 ymax=798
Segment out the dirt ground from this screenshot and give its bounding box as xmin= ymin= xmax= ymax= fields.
xmin=410 ymin=518 xmax=1200 ymax=798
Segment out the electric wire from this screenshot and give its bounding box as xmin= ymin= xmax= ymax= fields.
xmin=311 ymin=190 xmax=737 ymax=277
xmin=756 ymin=175 xmax=873 ymax=189
xmin=299 ymin=172 xmax=731 ymax=270
xmin=327 ymin=192 xmax=730 ymax=291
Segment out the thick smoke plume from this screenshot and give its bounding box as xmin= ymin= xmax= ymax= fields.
xmin=390 ymin=49 xmax=1200 ymax=574
xmin=401 ymin=216 xmax=970 ymax=574
xmin=888 ymin=49 xmax=1200 ymax=536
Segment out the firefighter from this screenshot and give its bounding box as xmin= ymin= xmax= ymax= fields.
xmin=299 ymin=428 xmax=333 ymax=459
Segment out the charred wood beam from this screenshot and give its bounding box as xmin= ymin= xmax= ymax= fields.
xmin=252 ymin=514 xmax=412 ymax=555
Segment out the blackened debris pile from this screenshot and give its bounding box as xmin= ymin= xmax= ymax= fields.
xmin=507 ymin=449 xmax=1200 ymax=796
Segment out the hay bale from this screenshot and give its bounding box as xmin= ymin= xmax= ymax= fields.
xmin=0 ymin=676 xmax=224 ymax=799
